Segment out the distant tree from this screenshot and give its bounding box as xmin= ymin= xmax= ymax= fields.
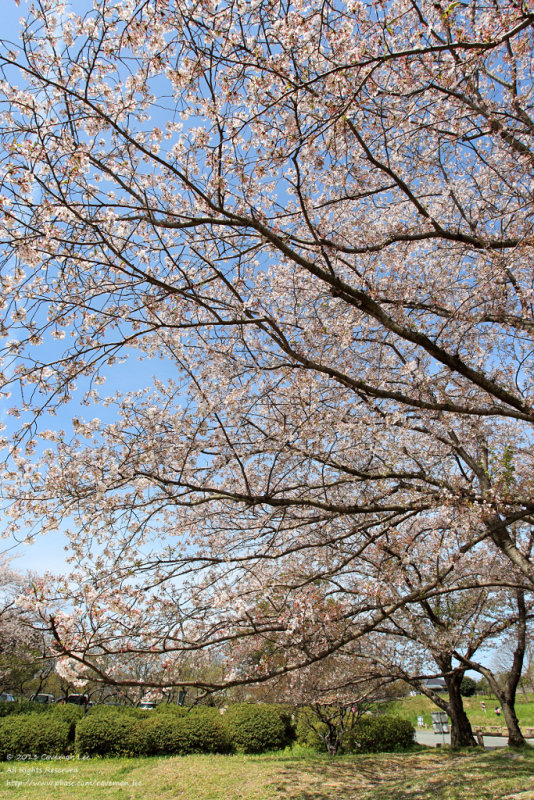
xmin=460 ymin=677 xmax=477 ymax=698
xmin=454 ymin=590 xmax=531 ymax=747
xmin=475 ymin=678 xmax=492 ymax=697
xmin=0 ymin=561 xmax=43 ymax=695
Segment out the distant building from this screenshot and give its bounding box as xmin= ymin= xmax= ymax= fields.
xmin=423 ymin=678 xmax=447 ymax=690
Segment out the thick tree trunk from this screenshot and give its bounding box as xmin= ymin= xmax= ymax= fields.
xmin=421 ymin=660 xmax=477 ymax=747
xmin=501 ymin=700 xmax=525 ymax=747
xmin=444 ymin=672 xmax=477 ymax=748
xmin=501 ymin=590 xmax=527 ymax=747
xmin=454 ymin=590 xmax=528 ymax=747
xmin=478 ymin=673 xmax=526 ymax=747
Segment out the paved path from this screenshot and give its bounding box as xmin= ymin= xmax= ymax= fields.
xmin=415 ymin=729 xmax=534 ymax=749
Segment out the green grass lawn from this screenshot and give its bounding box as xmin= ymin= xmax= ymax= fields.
xmin=0 ymin=747 xmax=533 ymax=800
xmin=383 ymin=692 xmax=534 ymax=731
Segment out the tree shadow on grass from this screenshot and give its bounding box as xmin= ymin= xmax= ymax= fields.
xmin=262 ymin=751 xmax=534 ymax=800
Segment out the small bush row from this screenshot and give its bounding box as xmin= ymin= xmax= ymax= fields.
xmin=223 ymin=703 xmax=293 ymax=754
xmin=296 ymin=710 xmax=414 ymax=754
xmin=75 ymin=711 xmax=230 ymax=757
xmin=0 ymin=702 xmax=413 ymax=759
xmin=0 ymin=703 xmax=292 ymax=758
xmin=345 ymin=715 xmax=415 ymax=753
xmin=0 ymin=708 xmax=81 ymax=759
xmin=76 ymin=703 xmax=295 ymax=756
xmin=0 ymin=700 xmax=85 ymax=719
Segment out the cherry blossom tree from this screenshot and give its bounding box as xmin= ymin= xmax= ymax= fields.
xmin=1 ymin=0 xmax=534 ymax=717
xmin=453 ymin=588 xmax=531 ymax=747
xmin=366 ymin=577 xmax=533 ymax=747
xmin=351 ymin=517 xmax=534 ymax=747
xmin=226 ymin=517 xmax=531 ymax=746
xmin=0 ymin=559 xmax=43 ymax=695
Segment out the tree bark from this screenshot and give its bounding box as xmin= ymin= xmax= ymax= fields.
xmin=417 ymin=663 xmax=477 ymax=747
xmin=500 ymin=590 xmax=527 ymax=747
xmin=501 ymin=700 xmax=525 ymax=747
xmin=454 ymin=590 xmax=527 ymax=747
xmin=443 ymin=670 xmax=477 ymax=748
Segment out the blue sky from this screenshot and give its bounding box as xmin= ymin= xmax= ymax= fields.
xmin=1 ymin=2 xmax=62 ymax=574
xmin=0 ymin=0 xmax=153 ymax=574
xmin=3 ymin=2 xmax=23 ymax=42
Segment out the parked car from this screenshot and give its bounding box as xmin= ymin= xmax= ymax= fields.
xmin=31 ymin=693 xmax=55 ymax=704
xmin=138 ymin=701 xmax=157 ymax=710
xmin=56 ymin=694 xmax=89 ymax=706
xmin=0 ymin=693 xmax=15 ymax=702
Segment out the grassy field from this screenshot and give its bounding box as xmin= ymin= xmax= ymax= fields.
xmin=383 ymin=692 xmax=534 ymax=731
xmin=0 ymin=746 xmax=533 ymax=800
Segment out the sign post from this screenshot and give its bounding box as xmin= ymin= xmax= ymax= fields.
xmin=431 ymin=711 xmax=450 ymax=745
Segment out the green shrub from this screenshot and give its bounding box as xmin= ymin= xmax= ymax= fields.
xmin=223 ymin=703 xmax=291 ymax=753
xmin=152 ymin=703 xmax=189 ymax=718
xmin=145 ymin=713 xmax=230 ymax=755
xmin=46 ymin=704 xmax=85 ymax=724
xmin=76 ymin=707 xmax=230 ymax=757
xmin=183 ymin=706 xmax=226 ymax=727
xmin=188 ymin=706 xmax=223 ymax=721
xmin=0 ymin=701 xmax=26 ymax=718
xmin=0 ymin=713 xmax=74 ymax=759
xmin=295 ymin=708 xmax=325 ymax=751
xmin=261 ymin=704 xmax=295 ymax=746
xmin=0 ymin=700 xmax=50 ymax=717
xmin=460 ymin=677 xmax=477 ymax=697
xmin=0 ymin=701 xmax=86 ymax=721
xmin=344 ymin=715 xmax=415 ymax=753
xmin=75 ymin=714 xmax=150 ymax=757
xmin=86 ymin=704 xmax=145 ymax=719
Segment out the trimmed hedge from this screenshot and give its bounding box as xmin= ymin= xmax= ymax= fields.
xmin=344 ymin=715 xmax=415 ymax=753
xmin=152 ymin=703 xmax=189 ymax=718
xmin=0 ymin=700 xmax=54 ymax=717
xmin=75 ymin=709 xmax=230 ymax=757
xmin=86 ymin=704 xmax=147 ymax=719
xmin=47 ymin=704 xmax=86 ymax=724
xmin=0 ymin=701 xmax=32 ymax=718
xmin=223 ymin=703 xmax=293 ymax=753
xmin=295 ymin=709 xmax=414 ymax=754
xmin=75 ymin=715 xmax=149 ymax=757
xmin=145 ymin=714 xmax=229 ymax=755
xmin=262 ymin=704 xmax=295 ymax=746
xmin=0 ymin=713 xmax=75 ymax=758
xmin=0 ymin=701 xmax=296 ymax=758
xmin=0 ymin=701 xmax=85 ymax=721
xmin=150 ymin=704 xmax=219 ymax=720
